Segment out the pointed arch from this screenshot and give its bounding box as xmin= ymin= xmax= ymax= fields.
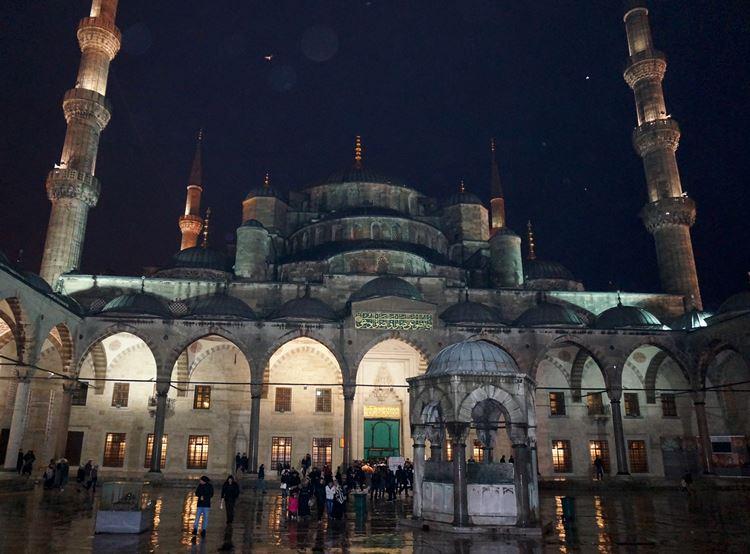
xmin=76 ymin=324 xmax=163 ymax=374
xmin=351 ymin=332 xmax=433 ymax=379
xmin=457 ymin=384 xmax=525 ymax=426
xmin=261 ymin=329 xmax=348 ymax=383
xmin=164 ymin=327 xmax=254 ymax=382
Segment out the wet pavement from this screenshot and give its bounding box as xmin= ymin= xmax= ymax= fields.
xmin=0 ymin=482 xmax=749 ymax=553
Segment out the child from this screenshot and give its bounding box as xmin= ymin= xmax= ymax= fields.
xmin=288 ymin=491 xmax=299 ymax=520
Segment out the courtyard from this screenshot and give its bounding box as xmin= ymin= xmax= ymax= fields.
xmin=0 ymin=482 xmax=748 ymax=553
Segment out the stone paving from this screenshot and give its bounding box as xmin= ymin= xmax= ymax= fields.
xmin=0 ymin=482 xmax=749 ymax=553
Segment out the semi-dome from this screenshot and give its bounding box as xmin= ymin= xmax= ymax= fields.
xmin=187 ymin=294 xmax=256 ymax=319
xmin=350 ymin=276 xmax=423 ymax=303
xmin=272 ymin=295 xmax=337 ymax=321
xmin=669 ymin=309 xmax=711 ymax=331
xmin=440 ymin=301 xmax=505 ymax=325
xmin=594 ymin=304 xmax=665 ymax=330
xmin=100 ymin=293 xmax=171 ymax=318
xmin=426 ymin=340 xmax=519 ymax=377
xmin=515 ymin=302 xmax=585 ymax=327
xmin=524 ymin=259 xmax=575 ymax=281
xmin=171 ymin=247 xmax=230 ymax=272
xmin=717 ymin=291 xmax=750 ymax=314
xmin=241 ymin=219 xmax=265 ymax=228
xmin=22 ymin=271 xmax=53 ymax=294
xmin=444 ymin=191 xmax=483 ymax=207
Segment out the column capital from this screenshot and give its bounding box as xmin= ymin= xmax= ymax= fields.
xmin=411 ymin=424 xmax=428 ymax=445
xmin=446 ymin=422 xmax=469 ymax=445
xmin=342 ymin=384 xmax=356 ymax=400
xmin=250 ymin=383 xmax=263 ymax=399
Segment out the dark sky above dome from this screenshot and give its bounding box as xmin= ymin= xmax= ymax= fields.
xmin=1 ymin=1 xmax=747 ymax=307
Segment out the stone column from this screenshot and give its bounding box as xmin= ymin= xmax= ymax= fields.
xmin=610 ymin=399 xmax=630 ymax=475
xmin=411 ymin=425 xmax=427 ymax=519
xmin=149 ymin=385 xmax=169 ymax=473
xmin=692 ymin=396 xmax=715 ymax=474
xmin=448 ymin=423 xmax=469 ymax=527
xmin=3 ymin=374 xmax=33 ymax=470
xmin=54 ymin=382 xmax=76 ymax=459
xmin=511 ymin=431 xmax=536 ymax=527
xmin=479 ymin=428 xmax=494 ymax=464
xmin=342 ymin=385 xmax=355 ymax=471
xmin=427 ymin=427 xmax=443 ymax=461
xmin=248 ymin=384 xmax=262 ymax=473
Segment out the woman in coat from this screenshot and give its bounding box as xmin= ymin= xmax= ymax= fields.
xmin=221 ymin=475 xmax=240 ymax=524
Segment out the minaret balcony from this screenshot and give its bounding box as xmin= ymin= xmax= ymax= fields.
xmin=623 ymin=49 xmax=666 ymax=88
xmin=46 ymin=168 xmax=101 ymax=207
xmin=77 ymin=16 xmax=121 ymax=60
xmin=62 ymin=88 xmax=112 ymax=129
xmin=632 ymin=118 xmax=680 ymax=156
xmin=640 ymin=197 xmax=697 ymax=233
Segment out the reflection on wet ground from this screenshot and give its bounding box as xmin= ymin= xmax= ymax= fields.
xmin=0 ymin=483 xmax=749 ymax=553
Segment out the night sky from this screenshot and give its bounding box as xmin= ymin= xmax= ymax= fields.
xmin=1 ymin=1 xmax=748 ymax=308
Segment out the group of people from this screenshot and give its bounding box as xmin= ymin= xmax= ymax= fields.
xmin=192 ymin=474 xmax=241 ymax=538
xmin=365 ymin=462 xmax=413 ymax=501
xmin=15 ymin=449 xmax=35 ymax=476
xmin=234 ymin=453 xmax=250 ymax=473
xmin=41 ymin=457 xmax=98 ymax=492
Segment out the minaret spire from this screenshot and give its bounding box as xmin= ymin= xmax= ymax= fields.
xmin=489 ymin=138 xmax=507 ymax=233
xmin=526 ymin=220 xmax=536 ymax=260
xmin=39 ymin=0 xmax=121 ymax=284
xmin=623 ymin=3 xmax=702 ymax=309
xmin=178 ymin=130 xmax=205 ymax=250
xmin=354 ymin=135 xmax=363 ymax=169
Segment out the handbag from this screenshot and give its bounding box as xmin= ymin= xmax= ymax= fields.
xmin=220 ymin=499 xmax=224 ymax=510
xmin=280 ymin=482 xmax=287 ymax=490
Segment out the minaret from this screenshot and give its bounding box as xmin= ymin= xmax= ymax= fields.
xmin=623 ymin=2 xmax=702 ymax=309
xmin=178 ymin=131 xmax=204 ymax=250
xmin=489 ymin=138 xmax=506 ymax=233
xmin=39 ymin=0 xmax=121 ymax=284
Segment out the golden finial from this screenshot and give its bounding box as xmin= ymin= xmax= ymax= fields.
xmin=201 ymin=207 xmax=211 ymax=248
xmin=263 ymin=171 xmax=271 ymax=190
xmin=526 ymin=220 xmax=536 ymax=260
xmin=459 ymin=179 xmax=466 ymax=193
xmin=197 ymin=128 xmax=204 ymax=142
xmin=490 ymin=137 xmax=496 ymax=156
xmin=354 ymin=135 xmax=363 ymax=169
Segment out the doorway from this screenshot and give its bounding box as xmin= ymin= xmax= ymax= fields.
xmin=364 ymin=419 xmax=400 ymax=459
xmin=65 ymin=431 xmax=84 ymax=466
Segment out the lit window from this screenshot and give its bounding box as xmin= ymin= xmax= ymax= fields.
xmin=71 ymin=383 xmax=89 ymax=406
xmin=315 ymin=388 xmax=332 ymax=413
xmin=627 ymin=440 xmax=648 ymax=473
xmin=445 ymin=439 xmax=453 ymax=462
xmin=549 ymin=392 xmax=566 ymax=416
xmin=193 ymin=385 xmax=211 ymax=410
xmin=187 ymin=435 xmax=209 ymax=469
xmin=552 ymin=440 xmax=572 ymax=473
xmin=103 ymin=433 xmax=126 ymax=467
xmin=587 ymin=393 xmax=604 ymax=415
xmin=661 ymin=394 xmax=677 ymax=417
xmin=144 ymin=433 xmax=168 ymax=469
xmin=271 ymin=436 xmax=292 ymax=470
xmin=112 ymin=383 xmax=129 ymax=407
xmin=472 ymin=440 xmax=484 ymax=463
xmin=312 ymin=438 xmax=333 ymax=467
xmin=275 ymin=387 xmax=292 ymax=412
xmin=589 ymin=440 xmax=610 ymax=474
xmin=624 ymin=393 xmax=640 ymax=417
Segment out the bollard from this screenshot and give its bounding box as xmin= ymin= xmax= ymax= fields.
xmin=354 ymin=491 xmax=368 ymax=519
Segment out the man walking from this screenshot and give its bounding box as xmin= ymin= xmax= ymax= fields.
xmin=594 ymin=457 xmax=605 ymax=481
xmin=193 ymin=476 xmax=214 ymax=537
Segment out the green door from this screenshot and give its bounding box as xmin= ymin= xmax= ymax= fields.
xmin=364 ymin=418 xmax=400 ymax=459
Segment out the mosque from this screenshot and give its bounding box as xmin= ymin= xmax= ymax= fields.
xmin=1 ymin=0 xmax=748 ymax=484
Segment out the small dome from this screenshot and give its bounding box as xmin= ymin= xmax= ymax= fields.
xmin=187 ymin=294 xmax=256 ymax=319
xmin=272 ymin=296 xmax=337 ymax=321
xmin=245 ymin=185 xmax=284 ymax=201
xmin=524 ymin=259 xmax=575 ymax=281
xmin=171 ymin=247 xmax=230 ymax=272
xmin=669 ymin=309 xmax=711 ymax=331
xmin=444 ymin=191 xmax=483 ymax=207
xmin=427 ymin=340 xmax=519 ymax=377
xmin=515 ymin=302 xmax=585 ymax=327
xmin=717 ymin=291 xmax=750 ymax=314
xmin=350 ymin=276 xmax=423 ymax=303
xmin=440 ymin=301 xmax=505 ymax=325
xmin=241 ymin=219 xmax=265 ymax=228
xmin=22 ymin=271 xmax=53 ymax=294
xmin=594 ymin=304 xmax=665 ymax=330
xmin=100 ymin=293 xmax=171 ymax=318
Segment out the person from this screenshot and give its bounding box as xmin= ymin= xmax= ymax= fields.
xmin=235 ymin=453 xmax=242 ymax=473
xmin=83 ymin=459 xmax=93 ymax=484
xmin=76 ymin=465 xmax=86 ymax=483
xmin=22 ymin=450 xmax=35 ymax=476
xmin=325 ymin=480 xmax=336 ymax=517
xmin=499 ymin=455 xmax=506 ymax=463
xmin=332 ymin=479 xmax=347 ymax=519
xmin=193 ymin=475 xmax=214 ymax=537
xmin=386 ymin=469 xmax=396 ymax=501
xmin=280 ymin=467 xmax=289 ymax=498
xmin=16 ymin=449 xmax=24 ymax=474
xmin=241 ymin=453 xmax=249 ymax=473
xmin=298 ymin=478 xmax=312 ymax=519
xmin=594 ymin=457 xmax=605 ymax=480
xmin=256 ymin=463 xmax=266 ymax=493
xmin=221 ymin=475 xmax=240 ymax=524
xmin=314 ymin=477 xmax=326 ymax=519
xmin=370 ymin=469 xmax=381 ymax=501
xmin=508 ymin=455 xmax=514 ymax=464
xmin=288 ymin=490 xmax=299 ymax=520
xmin=88 ymin=464 xmax=99 ymax=493
xmin=302 ymin=453 xmax=311 ymax=477
xmin=396 ymin=465 xmax=408 ymax=496
xmin=57 ymin=458 xmax=69 ymax=490
xmin=43 ymin=462 xmax=56 ymax=489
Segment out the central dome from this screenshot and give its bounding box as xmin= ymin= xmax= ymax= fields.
xmin=427 ymin=340 xmax=519 ymax=377
xmin=350 ymin=276 xmax=423 ymax=303
xmin=321 ymin=167 xmax=407 ymax=187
